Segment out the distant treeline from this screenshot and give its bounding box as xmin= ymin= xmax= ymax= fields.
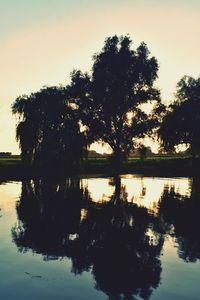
xmin=0 ymin=152 xmax=12 ymax=157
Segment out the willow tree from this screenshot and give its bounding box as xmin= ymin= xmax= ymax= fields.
xmin=12 ymin=86 xmax=85 ymax=168
xmin=69 ymin=35 xmax=161 ymax=167
xmin=158 ymin=76 xmax=200 ymax=158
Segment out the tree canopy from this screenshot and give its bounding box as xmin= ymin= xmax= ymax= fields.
xmin=69 ymin=35 xmax=161 ymax=166
xmin=12 ymin=86 xmax=85 ymax=168
xmin=158 ymin=76 xmax=200 ymax=157
xmin=11 ymin=35 xmax=167 ymax=169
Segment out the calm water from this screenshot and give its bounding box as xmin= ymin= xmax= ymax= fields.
xmin=0 ymin=175 xmax=200 ymax=300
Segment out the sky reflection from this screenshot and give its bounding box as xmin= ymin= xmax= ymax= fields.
xmin=83 ymin=175 xmax=191 ymax=214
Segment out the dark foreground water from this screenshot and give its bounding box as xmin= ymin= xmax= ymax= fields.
xmin=0 ymin=175 xmax=200 ymax=300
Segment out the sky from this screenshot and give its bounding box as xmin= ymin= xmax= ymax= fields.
xmin=1 ymin=0 xmax=200 ymax=153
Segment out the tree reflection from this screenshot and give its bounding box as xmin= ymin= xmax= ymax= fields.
xmin=12 ymin=177 xmax=164 ymax=299
xmin=158 ymin=177 xmax=200 ymax=262
xmin=13 ymin=178 xmax=88 ymax=256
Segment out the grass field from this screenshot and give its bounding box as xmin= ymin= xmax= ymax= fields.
xmin=0 ymin=157 xmax=20 ymax=165
xmin=80 ymin=155 xmax=194 ymax=176
xmin=0 ymin=155 xmax=196 ymax=179
xmin=0 ymin=155 xmax=191 ymax=165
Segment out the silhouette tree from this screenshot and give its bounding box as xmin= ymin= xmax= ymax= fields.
xmin=12 ymin=86 xmax=85 ymax=169
xmin=158 ymin=76 xmax=200 ymax=158
xmin=69 ymin=35 xmax=161 ymax=168
xmin=138 ymin=144 xmax=148 ymax=161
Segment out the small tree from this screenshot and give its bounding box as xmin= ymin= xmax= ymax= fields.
xmin=69 ymin=35 xmax=160 ymax=168
xmin=138 ymin=145 xmax=147 ymax=161
xmin=158 ymin=76 xmax=200 ymax=158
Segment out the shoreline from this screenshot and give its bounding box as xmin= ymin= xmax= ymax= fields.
xmin=0 ymin=157 xmax=198 ymax=181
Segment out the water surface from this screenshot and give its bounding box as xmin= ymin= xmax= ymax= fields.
xmin=0 ymin=175 xmax=200 ymax=300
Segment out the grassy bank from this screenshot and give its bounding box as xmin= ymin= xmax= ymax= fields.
xmin=81 ymin=156 xmax=193 ymax=175
xmin=0 ymin=156 xmax=197 ymax=180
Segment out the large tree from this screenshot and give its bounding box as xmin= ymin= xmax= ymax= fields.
xmin=158 ymin=76 xmax=200 ymax=157
xmin=12 ymin=86 xmax=85 ymax=168
xmin=69 ymin=35 xmax=160 ymax=166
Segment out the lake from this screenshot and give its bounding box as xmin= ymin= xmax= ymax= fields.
xmin=0 ymin=174 xmax=200 ymax=300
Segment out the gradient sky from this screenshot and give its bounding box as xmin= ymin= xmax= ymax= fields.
xmin=1 ymin=0 xmax=200 ymax=153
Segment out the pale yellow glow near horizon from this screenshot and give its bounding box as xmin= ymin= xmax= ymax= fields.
xmin=83 ymin=176 xmax=191 ymax=212
xmin=82 ymin=178 xmax=115 ymax=202
xmin=89 ymin=142 xmax=112 ymax=155
xmin=121 ymin=176 xmax=191 ymax=213
xmin=1 ymin=2 xmax=200 ymax=153
xmin=0 ymin=182 xmax=21 ymax=212
xmin=0 ymin=176 xmax=191 ymax=213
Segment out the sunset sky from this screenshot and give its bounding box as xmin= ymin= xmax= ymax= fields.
xmin=1 ymin=0 xmax=200 ymax=153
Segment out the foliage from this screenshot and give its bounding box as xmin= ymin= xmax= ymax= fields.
xmin=69 ymin=35 xmax=161 ymax=166
xmin=12 ymin=86 xmax=85 ymax=168
xmin=158 ymin=76 xmax=200 ymax=157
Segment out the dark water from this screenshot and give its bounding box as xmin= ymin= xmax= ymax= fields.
xmin=0 ymin=175 xmax=200 ymax=300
